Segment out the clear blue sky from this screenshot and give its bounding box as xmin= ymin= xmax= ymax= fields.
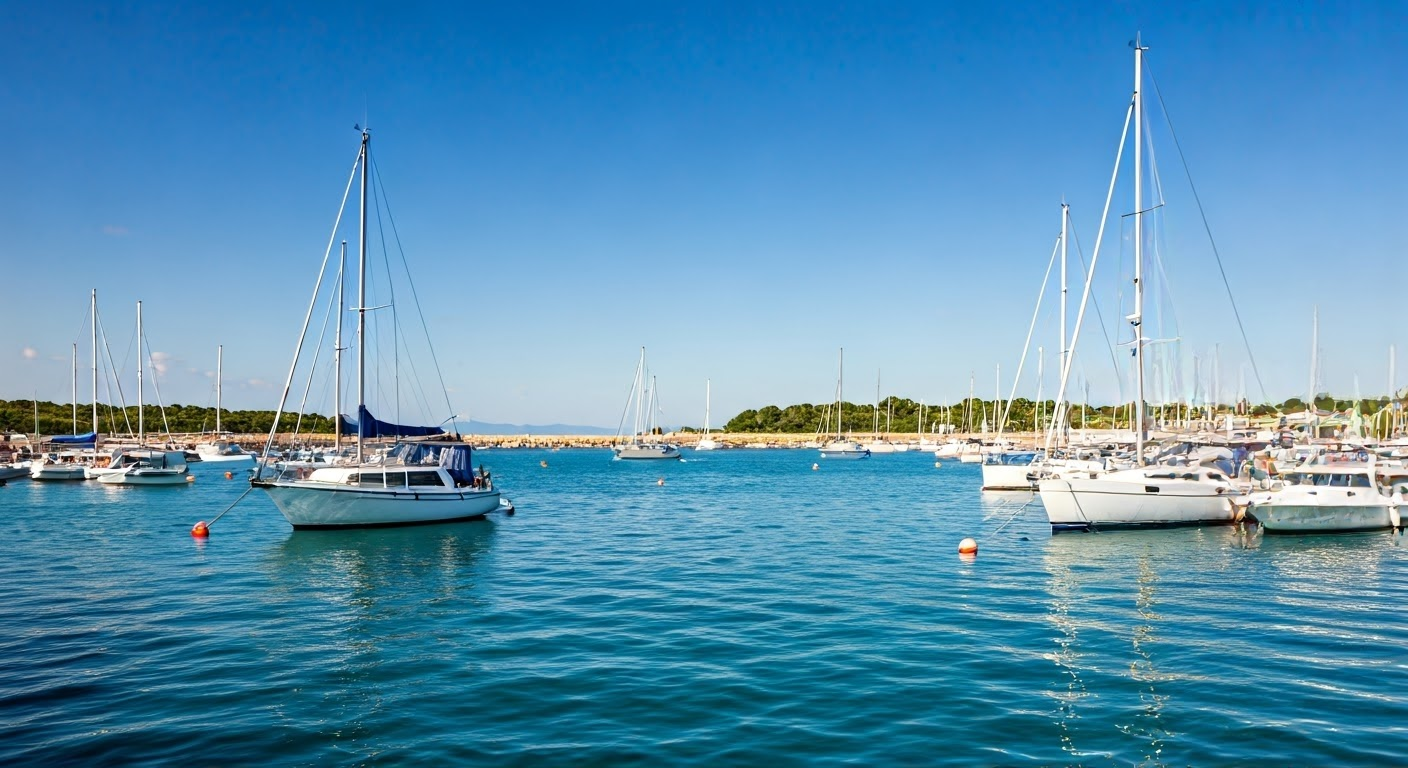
xmin=3 ymin=2 xmax=1404 ymax=429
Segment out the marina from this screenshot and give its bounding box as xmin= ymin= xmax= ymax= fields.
xmin=3 ymin=5 xmax=1405 ymax=765
xmin=5 ymin=450 xmax=1408 ymax=764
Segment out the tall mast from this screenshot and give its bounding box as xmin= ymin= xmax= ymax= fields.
xmin=91 ymin=289 xmax=98 ymax=437
xmin=335 ymin=241 xmax=346 ymax=455
xmin=704 ymin=379 xmax=711 ymax=436
xmin=356 ymin=128 xmax=369 ymax=463
xmin=1308 ymin=305 xmax=1319 ymax=419
xmin=827 ymin=346 xmax=839 ymax=436
xmin=72 ymin=344 xmax=78 ymax=434
xmin=137 ymin=300 xmax=144 ymax=445
xmin=633 ymin=347 xmax=646 ymax=441
xmin=1132 ymin=36 xmax=1148 ymax=466
xmin=216 ymin=344 xmax=223 ymax=434
xmin=1059 ymin=203 xmax=1068 ymax=435
xmin=873 ymin=370 xmax=880 ymax=437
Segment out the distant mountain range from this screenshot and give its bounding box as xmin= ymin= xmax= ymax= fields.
xmin=450 ymin=420 xmax=617 ymax=436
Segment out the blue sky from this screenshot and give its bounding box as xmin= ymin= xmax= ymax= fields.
xmin=3 ymin=2 xmax=1404 ymax=429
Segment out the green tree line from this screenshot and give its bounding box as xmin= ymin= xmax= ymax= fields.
xmin=720 ymin=395 xmax=1398 ymax=434
xmin=0 ymin=399 xmax=335 ymax=437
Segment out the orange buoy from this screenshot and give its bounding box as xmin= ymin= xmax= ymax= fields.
xmin=657 ymin=478 xmax=665 ymax=486
xmin=224 ymin=471 xmax=233 ymax=479
xmin=191 ymin=521 xmax=210 ymax=537
xmin=958 ymin=537 xmax=978 ymax=555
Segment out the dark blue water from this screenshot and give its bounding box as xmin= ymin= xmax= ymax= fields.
xmin=3 ymin=450 xmax=1408 ymax=765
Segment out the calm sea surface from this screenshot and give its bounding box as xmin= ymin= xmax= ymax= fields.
xmin=3 ymin=449 xmax=1408 ymax=765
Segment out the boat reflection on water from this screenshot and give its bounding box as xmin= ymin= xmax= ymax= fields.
xmin=1041 ymin=537 xmax=1191 ymax=764
xmin=268 ymin=522 xmax=498 ymax=608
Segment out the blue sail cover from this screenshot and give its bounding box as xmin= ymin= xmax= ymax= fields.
xmin=438 ymin=443 xmax=474 ymax=486
xmin=50 ymin=432 xmax=98 ymax=446
xmin=340 ymin=406 xmax=446 ymax=439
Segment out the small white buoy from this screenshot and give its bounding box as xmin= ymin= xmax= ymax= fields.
xmin=657 ymin=478 xmax=665 ymax=486
xmin=540 ymin=460 xmax=548 ymax=468
xmin=958 ymin=537 xmax=978 ymax=555
xmin=812 ymin=463 xmax=819 ymax=471
xmin=934 ymin=461 xmax=942 ymax=468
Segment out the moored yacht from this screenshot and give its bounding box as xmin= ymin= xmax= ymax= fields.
xmin=1242 ymin=460 xmax=1408 ymax=533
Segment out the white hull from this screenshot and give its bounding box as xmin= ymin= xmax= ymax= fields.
xmin=958 ymin=451 xmax=984 ymax=463
xmin=194 ymin=452 xmax=257 ymax=465
xmin=97 ymin=468 xmax=190 ymax=485
xmin=694 ymin=438 xmax=720 ymax=451
xmin=31 ymin=463 xmax=89 ymax=481
xmin=613 ymin=443 xmax=682 ymax=460
xmin=981 ymin=463 xmax=1036 ymax=491
xmin=259 ymin=480 xmax=502 ymax=528
xmin=820 ymin=441 xmax=870 ymax=460
xmin=1038 ymin=468 xmax=1235 ymax=531
xmin=1251 ymin=502 xmax=1397 ymax=533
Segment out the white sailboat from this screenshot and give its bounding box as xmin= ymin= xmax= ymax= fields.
xmin=96 ymin=300 xmax=191 ymax=486
xmin=194 ymin=345 xmax=256 ymax=465
xmin=613 ymin=347 xmax=682 ymax=460
xmin=820 ymin=348 xmax=870 ymax=459
xmin=1037 ymin=38 xmax=1237 ymax=531
xmin=695 ymin=379 xmax=719 ymax=451
xmin=253 ymin=128 xmax=504 ymax=527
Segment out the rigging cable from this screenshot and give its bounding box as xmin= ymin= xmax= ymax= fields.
xmin=1146 ymin=60 xmax=1269 ymax=404
xmin=371 ymin=154 xmax=457 ymax=430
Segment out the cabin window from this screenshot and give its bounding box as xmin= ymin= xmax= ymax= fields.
xmin=386 ymin=472 xmax=407 ymax=487
xmin=358 ymin=473 xmax=384 ymax=486
xmin=408 ymin=471 xmax=445 ymax=487
xmin=1145 ymin=485 xmax=1160 ymax=493
xmin=1349 ymin=474 xmax=1371 ymax=488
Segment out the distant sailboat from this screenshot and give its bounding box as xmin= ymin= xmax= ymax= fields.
xmin=819 ymin=348 xmax=870 ymax=460
xmin=613 ymin=347 xmax=682 ymax=460
xmin=695 ymin=379 xmax=719 ymax=451
xmin=194 ymin=345 xmax=256 ymax=465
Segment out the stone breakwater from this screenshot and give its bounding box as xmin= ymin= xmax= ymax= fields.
xmin=217 ymin=432 xmax=1039 ymax=451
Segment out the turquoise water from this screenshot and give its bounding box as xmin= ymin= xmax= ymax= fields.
xmin=3 ymin=449 xmax=1408 ymax=765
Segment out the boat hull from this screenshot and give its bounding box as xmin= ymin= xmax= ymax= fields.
xmin=1038 ymin=473 xmax=1235 ymax=532
xmin=97 ymin=468 xmax=190 ymax=485
xmin=981 ymin=463 xmax=1036 ymax=491
xmin=257 ymin=481 xmax=503 ymax=528
xmin=613 ymin=444 xmax=682 ymax=460
xmin=31 ymin=464 xmax=88 ymax=481
xmin=0 ymin=465 xmax=31 ymax=482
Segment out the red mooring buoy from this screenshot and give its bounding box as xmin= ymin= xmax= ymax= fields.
xmin=191 ymin=521 xmax=210 ymax=538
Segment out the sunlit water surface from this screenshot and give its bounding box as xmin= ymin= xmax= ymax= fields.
xmin=3 ymin=450 xmax=1408 ymax=765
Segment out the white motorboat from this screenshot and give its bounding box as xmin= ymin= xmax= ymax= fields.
xmin=980 ymin=450 xmax=1042 ymax=491
xmin=251 ymin=128 xmax=507 ymax=528
xmin=30 ymin=455 xmax=89 ymax=481
xmin=1243 ymin=460 xmax=1407 ymax=533
xmin=611 ymin=347 xmax=681 ymax=461
xmin=96 ymin=450 xmax=190 ymax=486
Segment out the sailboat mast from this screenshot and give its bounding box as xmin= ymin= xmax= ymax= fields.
xmin=837 ymin=348 xmax=844 ymax=439
xmin=1308 ymin=305 xmax=1319 ymax=424
xmin=137 ymin=300 xmax=144 ymax=445
xmin=72 ymin=344 xmax=78 ymax=434
xmin=1059 ymin=203 xmax=1068 ymax=435
xmin=633 ymin=347 xmax=646 ymax=441
xmin=216 ymin=344 xmax=223 ymax=434
xmin=91 ymin=289 xmax=98 ymax=437
xmin=356 ymin=129 xmax=369 ymax=463
xmin=704 ymin=378 xmax=711 ymax=435
xmin=1132 ymin=37 xmax=1147 ymax=466
xmin=335 ymin=241 xmax=345 ymax=455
